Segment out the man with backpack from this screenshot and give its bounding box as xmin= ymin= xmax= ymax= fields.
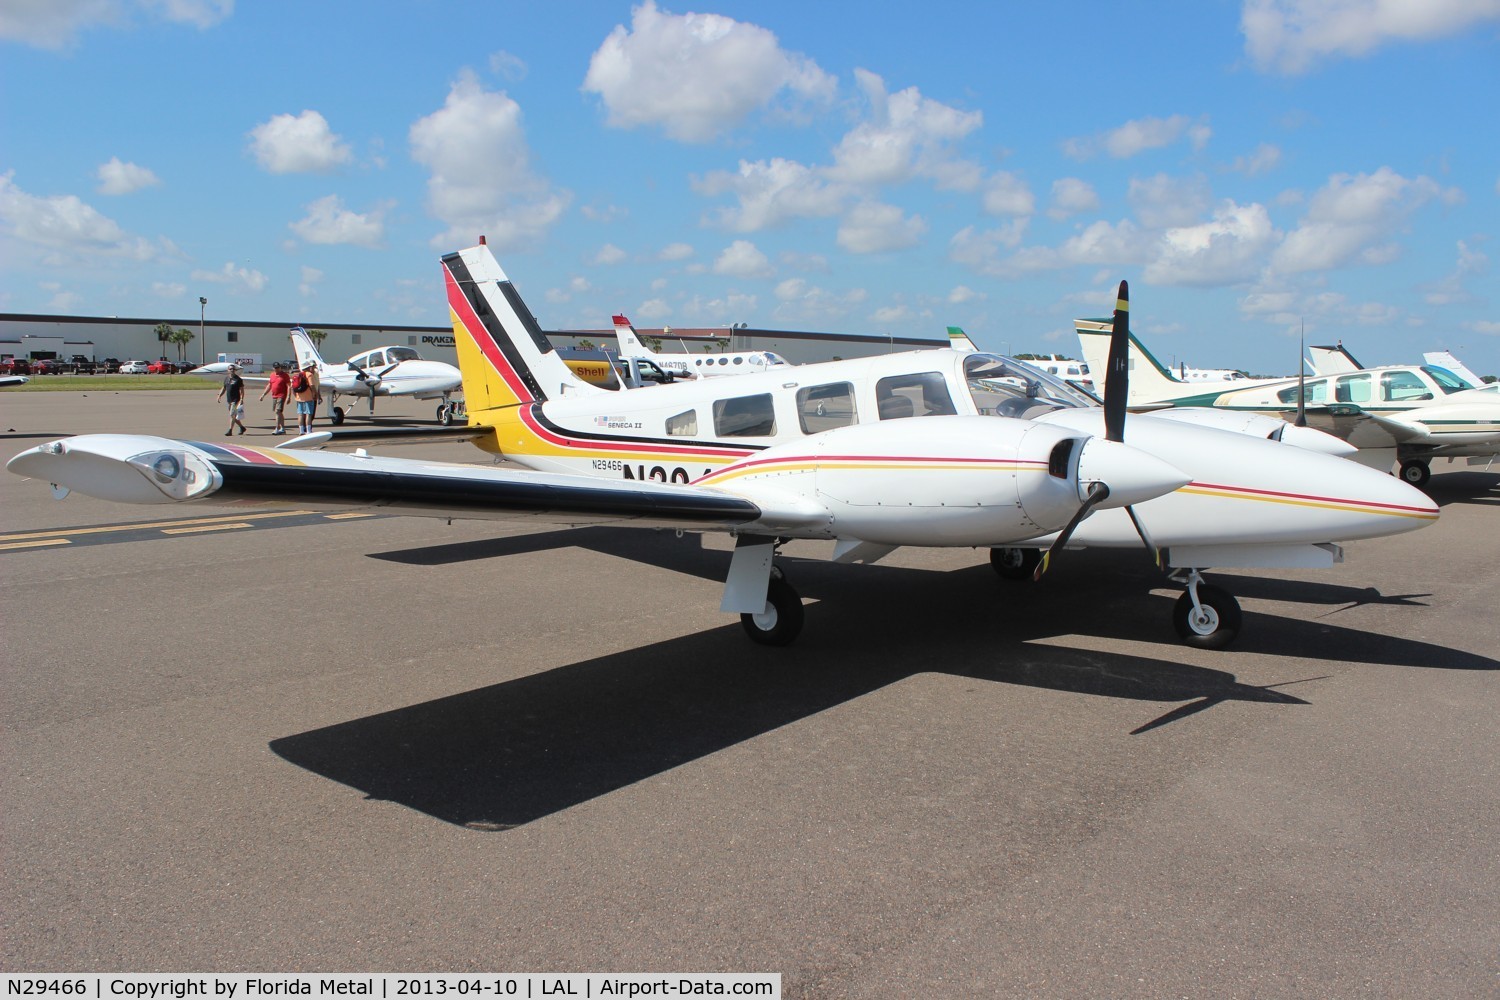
xmin=291 ymin=363 xmax=318 ymax=435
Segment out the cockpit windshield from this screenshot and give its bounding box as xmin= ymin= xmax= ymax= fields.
xmin=1421 ymin=365 xmax=1475 ymax=393
xmin=387 ymin=347 xmax=421 ymax=363
xmin=963 ymin=353 xmax=1099 ymax=418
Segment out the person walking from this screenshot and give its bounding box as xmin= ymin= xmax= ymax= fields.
xmin=217 ymin=364 xmax=247 ymax=436
xmin=291 ymin=363 xmax=318 ymax=435
xmin=260 ymin=362 xmax=291 ymax=435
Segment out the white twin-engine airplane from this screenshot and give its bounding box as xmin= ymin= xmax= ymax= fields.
xmin=613 ymin=315 xmax=790 ymax=380
xmin=287 ymin=328 xmax=465 ymax=425
xmin=8 ymin=242 xmax=1438 ymax=649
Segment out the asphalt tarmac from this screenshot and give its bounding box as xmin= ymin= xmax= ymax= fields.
xmin=2 ymin=389 xmax=1497 ymax=996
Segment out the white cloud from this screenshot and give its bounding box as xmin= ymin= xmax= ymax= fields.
xmin=837 ymin=201 xmax=926 ymax=254
xmin=289 ymin=195 xmax=386 ymax=247
xmin=948 ymin=221 xmax=1030 ymax=273
xmin=593 ymin=243 xmax=627 ymax=265
xmin=191 ymin=261 xmax=268 ymax=294
xmin=298 ymin=266 xmax=322 ymax=297
xmin=948 ymin=285 xmax=984 ymax=304
xmin=0 ymin=171 xmax=161 ymax=260
xmin=770 ymin=278 xmax=867 ymax=324
xmin=152 ymin=281 xmax=186 ymax=299
xmin=871 ymin=304 xmax=914 ymax=325
xmin=1128 ymin=173 xmax=1213 ymax=229
xmin=1241 ymin=0 xmax=1500 ymax=74
xmin=712 ymin=239 xmax=774 ymax=278
xmin=636 ymin=298 xmax=671 ymax=320
xmin=1271 ymin=166 xmax=1451 ymax=273
xmin=981 ymin=171 xmax=1035 ymax=216
xmin=96 ymin=157 xmax=161 ymax=195
xmin=582 ymin=0 xmax=835 ymax=143
xmin=0 ymin=0 xmax=231 ymax=49
xmin=825 ymin=69 xmax=982 ymax=189
xmin=1422 ymin=239 xmax=1489 ymax=305
xmin=409 ymin=71 xmax=570 ymax=250
xmin=694 ymin=157 xmax=849 ymax=231
xmin=247 ymin=110 xmax=352 ymax=174
xmin=1230 ymin=143 xmax=1282 ymax=175
xmin=488 ymin=49 xmax=527 ymax=81
xmin=658 ymin=242 xmax=694 ymax=261
xmin=1146 ymin=200 xmax=1278 ymax=286
xmin=1049 ymin=178 xmax=1100 ymax=220
xmin=1065 ymin=114 xmax=1212 ymax=160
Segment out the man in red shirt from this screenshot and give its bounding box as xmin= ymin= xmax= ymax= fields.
xmin=260 ymin=362 xmax=291 ymax=435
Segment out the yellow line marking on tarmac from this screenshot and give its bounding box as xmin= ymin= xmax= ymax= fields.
xmin=0 ymin=510 xmax=318 ymax=544
xmin=161 ymin=522 xmax=255 ymax=535
xmin=324 ymin=512 xmax=377 ymax=520
xmin=0 ymin=538 xmax=73 ymax=551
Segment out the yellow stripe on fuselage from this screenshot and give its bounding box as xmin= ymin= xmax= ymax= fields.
xmin=1178 ymin=485 xmax=1438 ymax=520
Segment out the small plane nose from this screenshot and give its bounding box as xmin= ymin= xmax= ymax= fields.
xmin=1075 ymin=437 xmax=1191 ymax=509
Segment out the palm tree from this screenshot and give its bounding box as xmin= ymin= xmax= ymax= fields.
xmin=306 ymin=329 xmax=328 ymax=348
xmin=577 ymin=338 xmax=596 ymax=351
xmin=153 ymin=322 xmax=173 ymax=358
xmin=170 ymin=327 xmax=194 ymax=362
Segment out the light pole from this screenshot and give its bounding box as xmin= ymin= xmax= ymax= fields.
xmin=198 ymin=297 xmax=207 ymax=365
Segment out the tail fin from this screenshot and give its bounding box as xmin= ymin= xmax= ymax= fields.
xmin=1307 ymin=343 xmax=1363 ymax=376
xmin=612 ymin=315 xmax=658 ymax=358
xmin=442 ymin=243 xmax=599 ymax=414
xmin=1075 ymin=317 xmax=1186 ymax=405
xmin=289 ymin=327 xmax=330 ymax=374
xmin=947 ymin=327 xmax=979 ymax=353
xmin=1423 ymin=350 xmax=1483 ymax=387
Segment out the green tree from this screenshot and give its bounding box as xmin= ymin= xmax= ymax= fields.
xmin=642 ymin=336 xmax=663 ymax=352
xmin=153 ymin=322 xmax=174 ymax=357
xmin=170 ymin=327 xmax=194 ymax=361
xmin=306 ymin=329 xmax=328 ymax=347
xmin=577 ymin=338 xmax=596 ymax=351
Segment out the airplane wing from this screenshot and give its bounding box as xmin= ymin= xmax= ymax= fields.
xmin=1274 ymin=407 xmax=1407 ymax=449
xmin=4 ymin=434 xmax=824 ymax=534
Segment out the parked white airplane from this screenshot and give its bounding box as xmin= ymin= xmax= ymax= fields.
xmin=613 ymin=316 xmax=790 ymax=380
xmin=196 ymin=329 xmax=464 ymax=424
xmin=1077 ymin=319 xmax=1500 ymax=485
xmin=1423 ymin=350 xmax=1490 ymax=390
xmin=1075 ymin=318 xmax=1286 ymax=407
xmin=9 ymin=244 xmax=1438 ymax=650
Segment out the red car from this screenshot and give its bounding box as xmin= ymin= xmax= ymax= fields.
xmin=32 ymin=359 xmax=71 ymax=375
xmin=0 ymin=358 xmax=33 ymax=375
xmin=147 ymin=360 xmax=176 ymax=374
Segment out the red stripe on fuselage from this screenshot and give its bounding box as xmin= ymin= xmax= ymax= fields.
xmin=443 ymin=263 xmax=534 ymax=403
xmin=1190 ymin=480 xmax=1438 ymax=515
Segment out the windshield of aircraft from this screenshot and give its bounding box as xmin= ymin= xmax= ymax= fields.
xmin=1421 ymin=365 xmax=1475 ymax=393
xmin=386 ymin=347 xmax=421 ymax=363
xmin=963 ymin=354 xmax=1098 ymax=418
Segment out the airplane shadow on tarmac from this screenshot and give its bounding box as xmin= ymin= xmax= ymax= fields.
xmin=270 ymin=527 xmax=1497 ymax=829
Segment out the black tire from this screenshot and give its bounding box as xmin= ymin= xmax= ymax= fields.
xmin=439 ymin=404 xmax=454 ymax=426
xmin=740 ymin=576 xmax=804 ymax=646
xmin=330 ymin=406 xmax=345 ymax=426
xmin=1399 ymin=460 xmax=1430 ymax=487
xmin=1172 ymin=584 xmax=1242 ymax=650
xmin=990 ymin=547 xmax=1041 ymax=581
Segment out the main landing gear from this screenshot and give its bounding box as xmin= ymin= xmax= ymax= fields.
xmin=1398 ymin=459 xmax=1431 ymax=488
xmin=740 ymin=565 xmax=804 ymax=646
xmin=988 ymin=547 xmax=1243 ymax=649
xmin=437 ymin=396 xmax=465 ymax=426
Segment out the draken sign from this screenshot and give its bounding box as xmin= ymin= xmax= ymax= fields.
xmin=421 ymin=335 xmax=456 ymax=346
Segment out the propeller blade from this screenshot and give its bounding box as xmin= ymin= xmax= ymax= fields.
xmin=1103 ymin=280 xmax=1130 ymax=442
xmin=1295 ymin=325 xmax=1308 ymax=427
xmin=1125 ymin=504 xmax=1165 ymax=571
xmin=1032 ymin=481 xmax=1110 ymax=582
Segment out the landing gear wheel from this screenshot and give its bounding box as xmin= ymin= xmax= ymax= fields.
xmin=740 ymin=575 xmax=804 ymax=646
xmin=438 ymin=403 xmax=455 ymax=426
xmin=990 ymin=547 xmax=1041 ymax=581
xmin=1399 ymin=460 xmax=1430 ymax=488
xmin=330 ymin=406 xmax=345 ymax=426
xmin=1172 ymin=584 xmax=1241 ymax=650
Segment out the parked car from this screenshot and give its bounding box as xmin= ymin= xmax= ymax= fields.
xmin=172 ymin=361 xmax=198 ymax=374
xmin=1 ymin=358 xmax=34 ymax=376
xmin=147 ymin=359 xmax=176 ymax=374
xmin=101 ymin=358 xmax=122 ymax=373
xmin=119 ymin=360 xmax=150 ymax=374
xmin=70 ymin=355 xmax=98 ymax=374
xmin=32 ymin=359 xmax=72 ymax=375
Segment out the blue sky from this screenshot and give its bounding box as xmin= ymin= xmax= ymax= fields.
xmin=3 ymin=0 xmax=1498 ymax=376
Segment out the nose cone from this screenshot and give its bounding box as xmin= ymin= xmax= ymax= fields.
xmin=1076 ymin=437 xmax=1190 ymax=509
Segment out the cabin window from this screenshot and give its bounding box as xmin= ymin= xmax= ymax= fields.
xmin=1277 ymin=380 xmax=1328 ymax=405
xmin=1420 ymin=366 xmax=1470 ymax=394
xmin=718 ymin=357 xmax=729 ymax=366
xmin=797 ymin=382 xmax=857 ymax=433
xmin=876 ymin=372 xmax=956 ymax=420
xmin=713 ymin=393 xmax=776 ymax=437
xmin=1381 ymin=370 xmax=1432 ymax=402
xmin=366 ymin=351 xmax=386 ymax=367
xmin=666 ymin=410 xmax=698 ymax=437
xmin=388 ymin=347 xmax=420 ymax=362
xmin=733 ymin=356 xmax=743 ymax=365
xmin=1335 ymin=374 xmax=1372 ymax=404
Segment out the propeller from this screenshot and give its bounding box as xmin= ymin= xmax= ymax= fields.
xmin=1033 ymin=279 xmax=1164 ymax=580
xmin=1294 ymin=322 xmax=1308 ymax=428
xmin=349 ymin=360 xmax=400 ymax=388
